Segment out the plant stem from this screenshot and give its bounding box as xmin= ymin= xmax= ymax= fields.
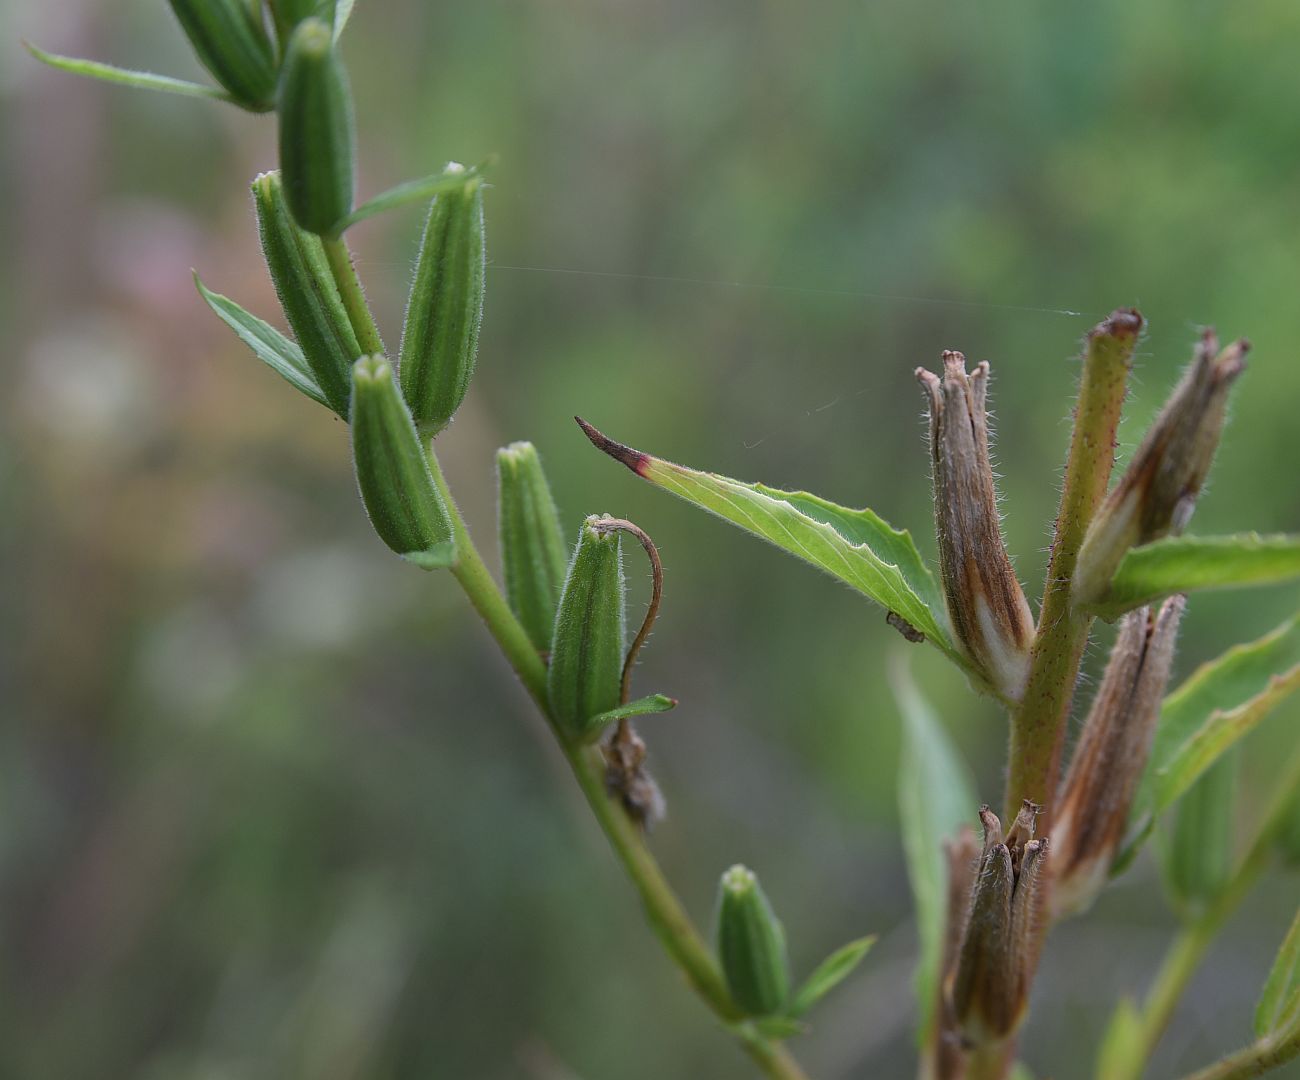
xmin=320 ymin=238 xmax=809 ymax=1079
xmin=322 ymin=235 xmax=386 ymax=356
xmin=1175 ymin=1025 xmax=1300 ymax=1080
xmin=1004 ymin=310 xmax=1141 ymax=824
xmin=1111 ymin=747 xmax=1300 ymax=1080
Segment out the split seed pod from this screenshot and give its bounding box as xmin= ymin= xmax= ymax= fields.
xmin=399 ymin=166 xmax=486 ymax=433
xmin=253 ymin=171 xmax=361 ymax=417
xmin=917 ymin=352 xmax=1035 ymax=701
xmin=547 ymin=517 xmax=626 ymax=743
xmin=1075 ymin=330 xmax=1247 ymax=608
xmin=168 ymin=0 xmax=277 ymax=110
xmin=1051 ymin=596 xmax=1185 ymax=919
xmin=715 ymin=864 xmax=791 ymax=1017
xmin=350 ymin=356 xmax=455 ymax=566
xmin=277 ymin=17 xmax=355 ymax=235
xmin=497 ymin=442 xmax=568 ymax=654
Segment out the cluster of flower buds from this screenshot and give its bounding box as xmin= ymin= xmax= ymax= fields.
xmin=1050 ymin=596 xmax=1185 ymax=919
xmin=1074 ymin=330 xmax=1248 ymax=609
xmin=945 ymin=801 xmax=1049 ymax=1047
xmin=917 ymin=352 xmax=1035 ymax=702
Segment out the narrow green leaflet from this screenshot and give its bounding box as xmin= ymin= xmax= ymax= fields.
xmin=1120 ymin=614 xmax=1300 ymax=863
xmin=1088 ymin=534 xmax=1300 ymax=619
xmin=587 ymin=694 xmax=677 ymax=730
xmin=576 ymin=420 xmax=965 ymax=676
xmin=194 ymin=274 xmax=329 ymax=407
xmin=334 ymin=0 xmax=356 ymax=40
xmin=25 ymin=43 xmax=238 ymax=105
xmin=891 ymin=660 xmax=977 ymax=1044
xmin=788 ymin=935 xmax=876 ymax=1018
xmin=1095 ymin=998 xmax=1144 ymax=1080
xmin=334 ymin=159 xmax=494 ymax=233
xmin=1256 ymin=908 xmax=1300 ymax=1037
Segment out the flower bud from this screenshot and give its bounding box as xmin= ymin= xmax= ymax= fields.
xmin=547 ymin=517 xmax=626 ymax=743
xmin=168 ymin=0 xmax=277 ymax=110
xmin=253 ymin=171 xmax=361 ymax=417
xmin=399 ymin=167 xmax=486 ymax=433
xmin=350 ymin=356 xmax=455 ymax=565
xmin=497 ymin=442 xmax=568 ymax=654
xmin=277 ymin=17 xmax=355 ymax=235
xmin=714 ymin=864 xmax=791 ymax=1017
xmin=1050 ymin=595 xmax=1185 ymax=919
xmin=268 ymin=0 xmax=336 ymax=43
xmin=917 ymin=352 xmax=1035 ymax=701
xmin=1075 ymin=330 xmax=1248 ymax=608
xmin=948 ymin=802 xmax=1047 ymax=1045
xmin=1162 ymin=751 xmax=1236 ymax=916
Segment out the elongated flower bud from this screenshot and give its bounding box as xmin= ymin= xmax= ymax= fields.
xmin=715 ymin=865 xmax=790 ymax=1017
xmin=497 ymin=442 xmax=568 ymax=654
xmin=917 ymin=352 xmax=1034 ymax=701
xmin=948 ymin=803 xmax=1047 ymax=1045
xmin=1163 ymin=751 xmax=1236 ymax=915
xmin=547 ymin=517 xmax=626 ymax=743
xmin=399 ymin=167 xmax=485 ymax=433
xmin=1051 ymin=596 xmax=1185 ymax=919
xmin=168 ymin=0 xmax=277 ymax=110
xmin=278 ymin=17 xmax=355 ymax=235
xmin=350 ymin=356 xmax=455 ymax=564
xmin=253 ymin=171 xmax=361 ymax=417
xmin=1075 ymin=331 xmax=1247 ymax=608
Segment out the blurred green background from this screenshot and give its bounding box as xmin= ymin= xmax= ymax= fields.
xmin=4 ymin=1 xmax=1300 ymax=1077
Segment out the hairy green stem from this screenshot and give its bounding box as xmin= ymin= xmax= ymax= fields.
xmin=1005 ymin=311 xmax=1139 ymax=825
xmin=1111 ymin=747 xmax=1300 ymax=1080
xmin=1176 ymin=1025 xmax=1300 ymax=1080
xmin=322 ymin=244 xmax=808 ymax=1080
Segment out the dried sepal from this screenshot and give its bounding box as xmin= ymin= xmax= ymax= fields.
xmin=1051 ymin=595 xmax=1186 ymax=919
xmin=1075 ymin=331 xmax=1247 ymax=608
xmin=917 ymin=353 xmax=1034 ymax=701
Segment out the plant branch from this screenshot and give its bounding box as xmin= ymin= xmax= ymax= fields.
xmin=1004 ymin=310 xmax=1141 ymax=824
xmin=1175 ymin=1024 xmax=1300 ymax=1080
xmin=321 ymin=235 xmax=386 ymax=356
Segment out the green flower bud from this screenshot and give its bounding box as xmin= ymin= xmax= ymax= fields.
xmin=714 ymin=865 xmax=790 ymax=1017
xmin=168 ymin=0 xmax=277 ymax=110
xmin=1162 ymin=751 xmax=1236 ymax=916
xmin=253 ymin=170 xmax=361 ymax=417
xmin=277 ymin=17 xmax=355 ymax=235
xmin=350 ymin=356 xmax=455 ymax=566
xmin=497 ymin=442 xmax=568 ymax=654
xmin=399 ymin=167 xmax=485 ymax=433
xmin=547 ymin=517 xmax=625 ymax=743
xmin=268 ymin=0 xmax=336 ymax=44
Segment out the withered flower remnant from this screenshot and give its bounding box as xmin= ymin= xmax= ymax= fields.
xmin=918 ymin=352 xmax=1035 ymax=702
xmin=1050 ymin=596 xmax=1186 ymax=919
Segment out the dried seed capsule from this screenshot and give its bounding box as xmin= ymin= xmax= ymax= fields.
xmin=277 ymin=17 xmax=355 ymax=235
xmin=547 ymin=517 xmax=626 ymax=743
xmin=497 ymin=442 xmax=568 ymax=654
xmin=1075 ymin=330 xmax=1247 ymax=608
xmin=168 ymin=0 xmax=277 ymax=110
xmin=350 ymin=356 xmax=455 ymax=565
xmin=399 ymin=166 xmax=485 ymax=433
xmin=1051 ymin=596 xmax=1185 ymax=919
xmin=1163 ymin=751 xmax=1236 ymax=915
xmin=253 ymin=171 xmax=361 ymax=417
xmin=917 ymin=352 xmax=1035 ymax=701
xmin=715 ymin=865 xmax=791 ymax=1017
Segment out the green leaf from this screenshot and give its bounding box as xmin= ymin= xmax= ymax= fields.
xmin=194 ymin=274 xmax=328 ymax=407
xmin=576 ymin=420 xmax=970 ymax=680
xmin=1256 ymin=908 xmax=1300 ymax=1038
xmin=335 ymin=159 xmax=494 ymax=233
xmin=25 ymin=43 xmax=238 ymax=105
xmin=890 ymin=659 xmax=977 ymax=1045
xmin=1095 ymin=997 xmax=1144 ymax=1080
xmin=1160 ymin=751 xmax=1237 ymax=918
xmin=586 ymin=694 xmax=677 ymax=731
xmin=1088 ymin=534 xmax=1300 ymax=619
xmin=788 ymin=935 xmax=876 ymax=1018
xmin=1121 ymin=614 xmax=1300 ymax=864
xmin=333 ymin=0 xmax=355 ymax=39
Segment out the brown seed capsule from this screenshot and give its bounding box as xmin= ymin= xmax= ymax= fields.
xmin=917 ymin=353 xmax=1035 ymax=701
xmin=1050 ymin=595 xmax=1185 ymax=919
xmin=948 ymin=802 xmax=1048 ymax=1047
xmin=1074 ymin=331 xmax=1247 ymax=608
